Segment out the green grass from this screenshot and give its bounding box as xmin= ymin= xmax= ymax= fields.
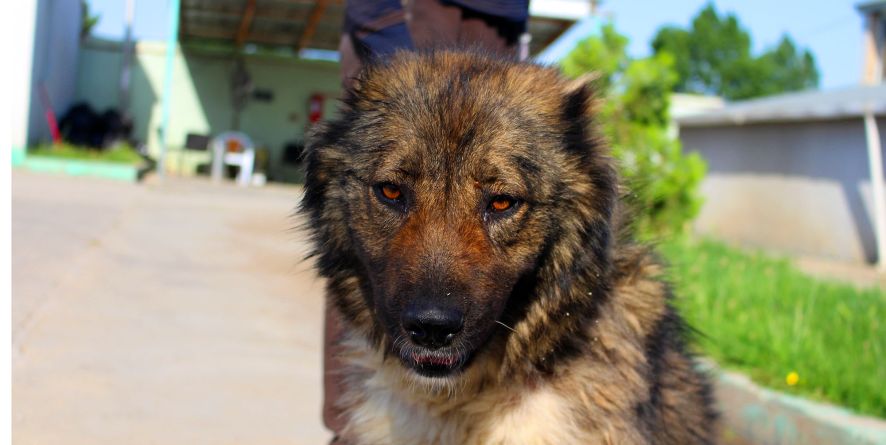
xmin=29 ymin=142 xmax=144 ymax=165
xmin=659 ymin=237 xmax=886 ymax=418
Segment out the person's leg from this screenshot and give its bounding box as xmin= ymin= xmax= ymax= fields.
xmin=457 ymin=8 xmax=524 ymax=56
xmin=407 ymin=0 xmax=523 ymax=56
xmin=339 ymin=34 xmax=361 ymax=90
xmin=322 ymin=301 xmax=349 ymax=444
xmin=405 ymin=0 xmax=462 ymax=49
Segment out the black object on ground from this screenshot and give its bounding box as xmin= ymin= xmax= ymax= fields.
xmin=58 ymin=102 xmax=134 ymax=149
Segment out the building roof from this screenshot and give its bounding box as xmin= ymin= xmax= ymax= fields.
xmin=857 ymin=0 xmax=886 ymax=14
xmin=179 ymin=0 xmax=583 ymax=59
xmin=675 ymin=84 xmax=886 ymax=127
xmin=670 ymin=93 xmax=725 ymax=120
xmin=533 ymin=15 xmax=598 ymax=65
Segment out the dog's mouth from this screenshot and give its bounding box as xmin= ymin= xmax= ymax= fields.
xmin=402 ymin=350 xmax=467 ymax=377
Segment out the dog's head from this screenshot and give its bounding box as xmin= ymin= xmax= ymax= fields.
xmin=302 ymin=51 xmax=616 ymax=382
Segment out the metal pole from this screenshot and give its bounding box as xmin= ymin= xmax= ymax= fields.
xmin=864 ymin=111 xmax=886 ymax=269
xmin=158 ymin=0 xmax=181 ymax=177
xmin=119 ymin=0 xmax=135 ymax=116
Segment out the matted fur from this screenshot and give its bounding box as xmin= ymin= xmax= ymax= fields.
xmin=301 ymin=50 xmax=716 ymax=445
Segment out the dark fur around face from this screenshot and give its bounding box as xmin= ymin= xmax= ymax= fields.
xmin=302 ymin=50 xmax=617 ymax=377
xmin=301 ymin=50 xmax=715 ymax=444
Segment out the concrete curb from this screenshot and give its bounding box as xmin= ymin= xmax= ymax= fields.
xmin=11 ymin=147 xmax=26 ymax=166
xmin=714 ymin=369 xmax=886 ymax=445
xmin=14 ymin=155 xmax=144 ymax=182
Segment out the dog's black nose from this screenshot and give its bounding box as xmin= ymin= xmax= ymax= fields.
xmin=402 ymin=306 xmax=464 ymax=349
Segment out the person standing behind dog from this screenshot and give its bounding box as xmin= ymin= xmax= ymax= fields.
xmin=338 ymin=0 xmax=530 ymax=87
xmin=323 ymin=1 xmax=529 ymax=443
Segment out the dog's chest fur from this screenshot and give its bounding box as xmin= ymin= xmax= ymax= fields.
xmin=350 ymin=380 xmax=561 ymax=444
xmin=343 ymin=365 xmax=591 ymax=445
xmin=337 ymin=334 xmax=650 ymax=445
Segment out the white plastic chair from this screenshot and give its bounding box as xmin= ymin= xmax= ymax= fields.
xmin=210 ymin=132 xmax=255 ymax=187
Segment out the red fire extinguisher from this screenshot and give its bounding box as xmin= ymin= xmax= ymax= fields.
xmin=308 ymin=94 xmax=324 ymax=125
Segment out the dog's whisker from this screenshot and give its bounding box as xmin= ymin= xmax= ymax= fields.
xmin=495 ymin=320 xmax=517 ymax=333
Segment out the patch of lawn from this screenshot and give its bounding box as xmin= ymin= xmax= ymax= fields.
xmin=659 ymin=237 xmax=886 ymax=418
xmin=30 ymin=142 xmax=144 ymax=165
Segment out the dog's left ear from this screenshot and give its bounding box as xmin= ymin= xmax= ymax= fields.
xmin=560 ymin=73 xmax=602 ymax=157
xmin=563 ymin=72 xmax=601 ymax=94
xmin=562 ymin=73 xmax=602 ymax=116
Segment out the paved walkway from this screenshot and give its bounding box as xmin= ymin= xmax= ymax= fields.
xmin=12 ymin=171 xmax=330 ymax=445
xmin=794 ymin=256 xmax=886 ymax=289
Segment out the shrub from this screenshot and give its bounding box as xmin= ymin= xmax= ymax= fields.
xmin=561 ymin=24 xmax=707 ymax=237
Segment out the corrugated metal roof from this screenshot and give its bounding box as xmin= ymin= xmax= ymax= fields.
xmin=180 ymin=0 xmax=346 ymax=52
xmin=676 ymin=84 xmax=886 ymax=127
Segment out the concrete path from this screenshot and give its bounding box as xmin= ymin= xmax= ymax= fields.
xmin=12 ymin=171 xmax=331 ymax=445
xmin=793 ymin=255 xmax=886 ymax=289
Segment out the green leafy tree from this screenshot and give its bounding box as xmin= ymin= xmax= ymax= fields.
xmin=562 ymin=24 xmax=707 ymax=237
xmin=651 ymin=4 xmax=819 ymax=100
xmin=81 ymin=0 xmax=100 ymax=40
xmin=560 ymin=24 xmax=628 ymax=92
xmin=758 ymin=35 xmax=820 ymax=93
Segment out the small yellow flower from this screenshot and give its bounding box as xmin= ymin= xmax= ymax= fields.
xmin=786 ymin=371 xmax=800 ymax=386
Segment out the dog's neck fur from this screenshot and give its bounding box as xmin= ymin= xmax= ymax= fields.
xmin=338 ymin=233 xmax=661 ymax=396
xmin=334 ymin=242 xmax=672 ymax=445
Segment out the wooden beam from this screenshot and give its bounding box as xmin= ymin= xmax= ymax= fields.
xmin=540 ymin=20 xmax=573 ymax=48
xmin=235 ymin=0 xmax=257 ymax=47
xmin=296 ymin=0 xmax=329 ymax=52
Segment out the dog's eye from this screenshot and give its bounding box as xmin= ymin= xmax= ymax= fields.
xmin=374 ymin=183 xmax=405 ymax=207
xmin=381 ymin=184 xmax=401 ymax=200
xmin=488 ymin=195 xmax=518 ymax=214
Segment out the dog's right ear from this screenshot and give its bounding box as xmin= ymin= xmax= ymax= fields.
xmin=300 ymin=120 xmax=358 ymax=273
xmin=343 ymin=63 xmax=396 ymax=110
xmin=342 ymin=74 xmax=364 ymax=106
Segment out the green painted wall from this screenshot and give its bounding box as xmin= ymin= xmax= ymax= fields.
xmin=75 ymin=39 xmax=342 ymax=182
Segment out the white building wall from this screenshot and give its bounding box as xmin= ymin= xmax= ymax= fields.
xmin=11 ymin=0 xmax=39 ymax=157
xmin=681 ymin=118 xmax=886 ymax=263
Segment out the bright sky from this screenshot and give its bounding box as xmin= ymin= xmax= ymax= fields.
xmin=88 ymin=0 xmax=865 ymax=90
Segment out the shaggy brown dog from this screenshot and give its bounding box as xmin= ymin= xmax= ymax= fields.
xmin=301 ymin=50 xmax=716 ymax=445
